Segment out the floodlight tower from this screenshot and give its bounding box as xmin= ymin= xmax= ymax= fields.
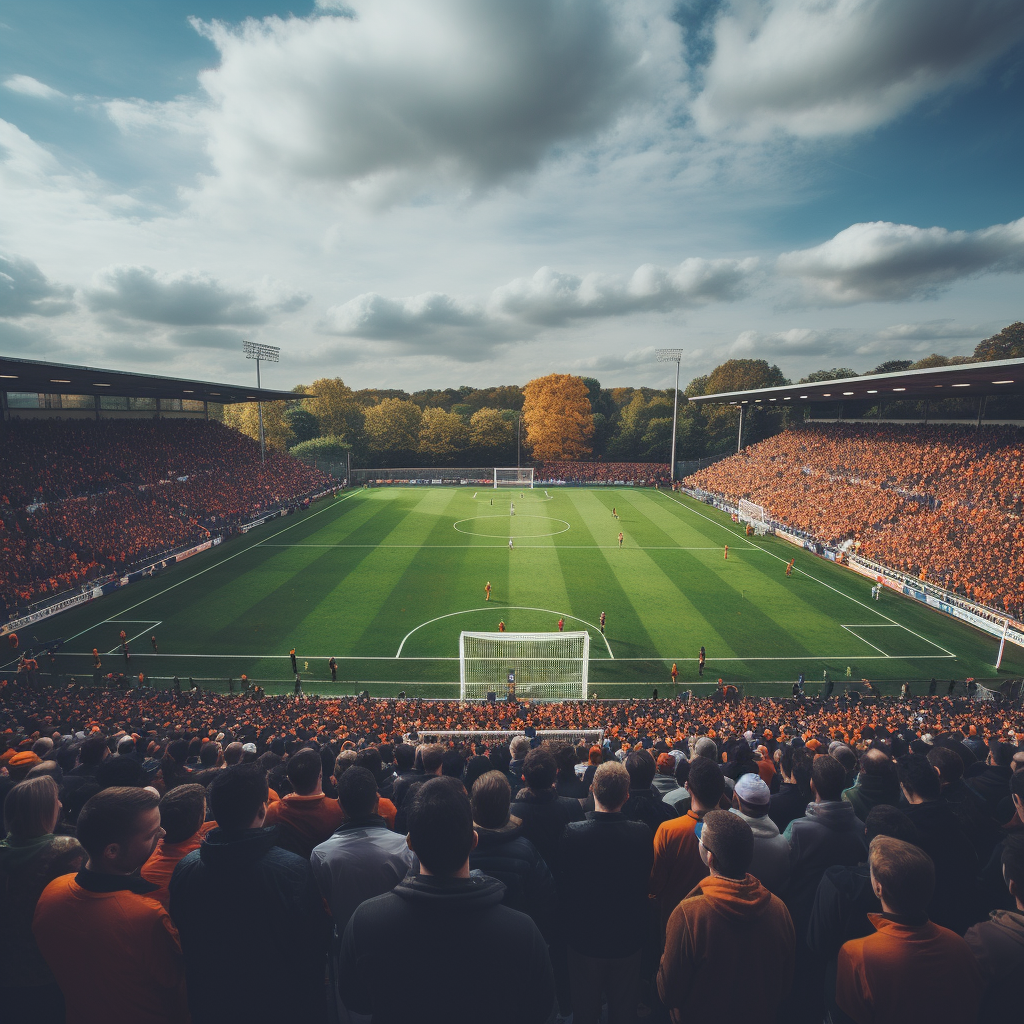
xmin=656 ymin=349 xmax=684 ymax=481
xmin=242 ymin=340 xmax=280 ymax=465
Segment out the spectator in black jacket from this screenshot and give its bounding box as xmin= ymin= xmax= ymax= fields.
xmin=967 ymin=741 xmax=1015 ymax=816
xmin=468 ymin=771 xmax=555 ymax=937
xmin=769 ymin=745 xmax=812 ymax=834
xmin=621 ymin=750 xmax=676 ymax=834
xmin=339 ymin=777 xmax=555 ymax=1024
xmin=511 ymin=747 xmax=584 ymax=868
xmin=556 ymin=761 xmax=653 ymax=1024
xmin=807 ymin=804 xmax=921 ymax=1022
xmin=554 ymin=743 xmax=588 ymax=800
xmin=507 ymin=736 xmax=530 ymax=794
xmin=169 ymin=764 xmax=330 ymax=1024
xmin=928 ymin=745 xmax=1002 ymax=864
xmin=391 ymin=743 xmax=442 ymax=810
xmin=897 ymin=753 xmax=981 ymax=934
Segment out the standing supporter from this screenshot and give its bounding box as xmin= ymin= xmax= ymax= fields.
xmin=264 ymin=746 xmax=345 ymax=858
xmin=169 ymin=764 xmax=331 ymax=1024
xmin=652 ymin=752 xmax=681 ymax=797
xmin=730 ymin=773 xmax=790 ymax=895
xmin=657 ymin=810 xmax=795 ymax=1022
xmin=964 ymin=835 xmax=1024 ymax=1023
xmin=967 ymin=741 xmax=1016 ymax=815
xmin=388 ymin=742 xmax=419 ymax=805
xmin=140 ymin=784 xmax=215 ymax=911
xmin=32 ymin=786 xmax=189 ymax=1024
xmin=662 ymin=758 xmax=692 ymax=814
xmin=556 ymin=762 xmax=653 ymax=1024
xmin=928 ymin=745 xmax=1002 ymax=864
xmin=338 ymin=777 xmax=556 ymax=1023
xmin=621 ymin=750 xmax=677 ymax=833
xmin=650 ymin=757 xmax=723 ymax=931
xmin=0 ymin=776 xmax=85 ymax=1022
xmin=835 ymin=836 xmax=982 ymax=1024
xmin=554 ymin=743 xmax=589 ymax=799
xmin=769 ymin=744 xmax=813 ymax=832
xmin=507 ymin=735 xmax=531 ymax=792
xmin=842 ymin=748 xmax=902 ymax=822
xmin=469 ymin=771 xmax=555 ymax=936
xmin=896 ymin=752 xmax=981 ymax=934
xmin=510 ymin=747 xmax=585 ymax=868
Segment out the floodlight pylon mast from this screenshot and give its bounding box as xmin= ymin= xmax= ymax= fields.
xmin=656 ymin=349 xmax=684 ymax=481
xmin=242 ymin=341 xmax=281 ymax=466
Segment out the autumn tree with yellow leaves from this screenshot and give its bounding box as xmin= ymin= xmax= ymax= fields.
xmin=522 ymin=374 xmax=594 ymax=460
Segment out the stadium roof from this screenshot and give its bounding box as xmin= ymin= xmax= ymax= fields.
xmin=0 ymin=354 xmax=299 ymax=404
xmin=687 ymin=357 xmax=1024 ymax=406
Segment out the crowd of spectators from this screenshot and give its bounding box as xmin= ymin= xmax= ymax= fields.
xmin=1 ymin=420 xmax=333 ymax=621
xmin=2 ymin=685 xmax=1023 ymax=1023
xmin=686 ymin=423 xmax=1024 ymax=619
xmin=537 ymin=461 xmax=671 ymax=485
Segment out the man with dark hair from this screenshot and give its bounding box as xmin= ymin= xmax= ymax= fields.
xmin=33 ymin=787 xmax=189 ymax=1024
xmin=170 ymin=764 xmax=330 ymax=1024
xmin=621 ymin=749 xmax=677 ymax=833
xmin=836 ymin=836 xmax=982 ymax=1023
xmin=264 ymin=746 xmax=345 ymax=858
xmin=510 ymin=747 xmax=584 ymax=867
xmin=391 ymin=743 xmax=443 ymax=812
xmin=897 ymin=752 xmax=980 ymax=934
xmin=967 ymin=740 xmax=1015 ymax=814
xmin=842 ymin=748 xmax=901 ymax=822
xmin=650 ymin=756 xmax=724 ymax=932
xmin=965 ymin=834 xmax=1024 ymax=1022
xmin=141 ymin=784 xmax=213 ymax=910
xmin=339 ymin=777 xmax=555 ymax=1023
xmin=557 ymin=761 xmax=653 ymax=1024
xmin=770 ymin=744 xmax=813 ymax=833
xmin=70 ymin=734 xmax=108 ymax=778
xmin=658 ymin=810 xmax=795 ymax=1021
xmin=928 ymin=744 xmax=1002 ymax=862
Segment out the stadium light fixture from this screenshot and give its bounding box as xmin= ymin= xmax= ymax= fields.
xmin=952 ymin=383 xmax=970 ymax=388
xmin=655 ymin=349 xmax=684 ymax=481
xmin=822 ymin=393 xmax=831 ymax=397
xmin=243 ymin=340 xmax=281 ymax=466
xmin=50 ymin=379 xmax=71 ymax=384
xmin=893 ymin=388 xmax=906 ymax=392
xmin=992 ymin=380 xmax=1014 ymax=384
xmin=0 ymin=374 xmax=18 ymax=379
xmin=799 ymin=395 xmax=808 ymax=398
xmin=843 ymin=391 xmax=854 ymax=395
xmin=867 ymin=390 xmax=878 ymax=394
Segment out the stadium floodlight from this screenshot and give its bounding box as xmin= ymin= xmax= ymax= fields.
xmin=242 ymin=341 xmax=280 ymax=465
xmin=656 ymin=349 xmax=684 ymax=481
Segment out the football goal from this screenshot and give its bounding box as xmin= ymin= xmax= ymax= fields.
xmin=738 ymin=498 xmax=767 ymax=525
xmin=494 ymin=468 xmax=534 ymax=488
xmin=459 ymin=630 xmax=590 ymax=700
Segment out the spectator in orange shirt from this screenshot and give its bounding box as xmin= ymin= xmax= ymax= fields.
xmin=141 ymin=784 xmax=215 ymax=911
xmin=32 ymin=786 xmax=189 ymax=1024
xmin=650 ymin=757 xmax=724 ymax=932
xmin=264 ymin=747 xmax=345 ymax=858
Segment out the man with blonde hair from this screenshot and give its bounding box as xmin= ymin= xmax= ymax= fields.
xmin=555 ymin=761 xmax=653 ymax=1024
xmin=836 ymin=836 xmax=982 ymax=1023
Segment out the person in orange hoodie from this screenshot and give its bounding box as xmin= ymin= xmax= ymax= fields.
xmin=836 ymin=835 xmax=982 ymax=1024
xmin=141 ymin=784 xmax=216 ymax=911
xmin=32 ymin=786 xmax=189 ymax=1024
xmin=658 ymin=809 xmax=795 ymax=1022
xmin=264 ymin=747 xmax=345 ymax=857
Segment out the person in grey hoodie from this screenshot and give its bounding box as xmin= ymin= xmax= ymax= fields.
xmin=964 ymin=834 xmax=1024 ymax=1023
xmin=730 ymin=773 xmax=789 ymax=895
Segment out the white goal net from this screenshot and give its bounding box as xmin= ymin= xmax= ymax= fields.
xmin=738 ymin=498 xmax=767 ymax=525
xmin=459 ymin=631 xmax=590 ymax=700
xmin=494 ymin=467 xmax=534 ymax=488
xmin=406 ymin=729 xmax=605 ymax=746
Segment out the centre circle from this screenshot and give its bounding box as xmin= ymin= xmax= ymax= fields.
xmin=453 ymin=515 xmax=571 ymax=539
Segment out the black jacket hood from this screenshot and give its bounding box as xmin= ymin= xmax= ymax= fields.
xmin=198 ymin=825 xmax=279 ymax=870
xmin=393 ymin=870 xmax=506 ymax=909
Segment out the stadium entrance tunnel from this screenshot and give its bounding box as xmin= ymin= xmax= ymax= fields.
xmin=396 ymin=606 xmax=610 ymax=659
xmin=452 ymin=515 xmax=570 ymax=539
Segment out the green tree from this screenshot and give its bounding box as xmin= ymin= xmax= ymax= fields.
xmin=418 ymin=407 xmax=469 ymax=462
xmin=290 ymin=436 xmax=350 ymax=464
xmin=799 ymin=367 xmax=858 ymax=383
xmin=871 ymin=359 xmax=913 ymax=374
xmin=702 ymin=359 xmax=789 ymax=453
xmin=974 ymin=322 xmax=1024 ymax=361
xmin=222 ymin=401 xmax=293 ymax=451
xmin=304 ymin=378 xmax=363 ymax=444
xmin=909 ymin=354 xmax=950 ymax=369
xmin=285 ymin=407 xmax=321 ymax=445
xmin=363 ymin=398 xmax=423 ymax=460
xmin=470 ymin=408 xmax=515 ymax=452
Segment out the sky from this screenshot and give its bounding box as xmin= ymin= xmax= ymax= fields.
xmin=1 ymin=0 xmax=1022 ymax=394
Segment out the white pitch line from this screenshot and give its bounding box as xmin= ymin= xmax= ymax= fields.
xmin=658 ymin=491 xmax=957 ymax=656
xmin=842 ymin=624 xmax=889 ymax=658
xmin=396 ymin=606 xmax=615 ymax=659
xmin=57 ymin=490 xmax=363 ymax=648
xmin=258 ymin=543 xmax=765 ymax=550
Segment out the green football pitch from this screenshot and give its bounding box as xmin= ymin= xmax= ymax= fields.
xmin=14 ymin=486 xmax=1022 ymax=698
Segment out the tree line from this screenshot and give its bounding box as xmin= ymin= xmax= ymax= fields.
xmin=221 ymin=322 xmax=1023 ymax=468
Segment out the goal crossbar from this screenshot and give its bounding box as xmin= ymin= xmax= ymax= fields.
xmin=460 ymin=630 xmax=589 ymax=700
xmin=405 ymin=729 xmax=605 ymax=745
xmin=738 ymin=498 xmax=767 ymax=524
xmin=494 ymin=467 xmax=534 ymax=488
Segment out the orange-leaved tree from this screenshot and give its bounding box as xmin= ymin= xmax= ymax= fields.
xmin=522 ymin=374 xmax=594 ymax=460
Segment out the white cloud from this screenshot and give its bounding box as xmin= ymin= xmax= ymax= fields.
xmin=691 ymin=0 xmax=1024 ymax=138
xmin=3 ymin=74 xmax=66 ymax=101
xmin=175 ymin=0 xmax=651 ymax=194
xmin=0 ymin=253 xmax=75 ymax=317
xmin=85 ymin=266 xmax=308 ymax=326
xmin=776 ymin=217 xmax=1024 ymax=304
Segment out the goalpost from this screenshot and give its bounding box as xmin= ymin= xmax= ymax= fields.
xmin=738 ymin=498 xmax=769 ymax=532
xmin=460 ymin=631 xmax=590 ymax=700
xmin=494 ymin=468 xmax=534 ymax=488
